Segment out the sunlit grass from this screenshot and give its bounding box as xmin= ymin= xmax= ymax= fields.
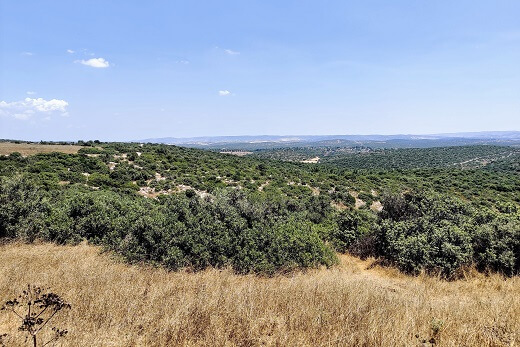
xmin=1 ymin=242 xmax=518 ymax=346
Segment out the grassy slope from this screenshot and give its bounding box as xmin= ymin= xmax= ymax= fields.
xmin=1 ymin=243 xmax=518 ymax=346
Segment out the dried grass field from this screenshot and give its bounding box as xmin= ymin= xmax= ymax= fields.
xmin=0 ymin=142 xmax=82 ymax=156
xmin=0 ymin=242 xmax=518 ymax=346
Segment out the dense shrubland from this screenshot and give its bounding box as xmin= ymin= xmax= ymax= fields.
xmin=0 ymin=142 xmax=519 ymax=277
xmin=253 ymin=145 xmax=520 ymax=169
xmin=0 ymin=176 xmax=338 ymax=274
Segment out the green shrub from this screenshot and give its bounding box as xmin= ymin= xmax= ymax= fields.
xmin=327 ymin=210 xmax=374 ymax=253
xmin=473 ymin=216 xmax=520 ymax=276
xmin=233 ymin=219 xmax=337 ymax=274
xmin=0 ymin=176 xmax=50 ymax=241
xmin=376 ymin=191 xmax=474 ymax=277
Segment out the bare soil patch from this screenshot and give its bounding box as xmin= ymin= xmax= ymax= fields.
xmin=220 ymin=151 xmax=253 ymax=156
xmin=301 ymin=156 xmax=320 ymax=163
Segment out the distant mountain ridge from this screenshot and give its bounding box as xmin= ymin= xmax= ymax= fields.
xmin=137 ymin=131 xmax=520 ymax=149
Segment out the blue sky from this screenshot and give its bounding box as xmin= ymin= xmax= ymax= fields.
xmin=1 ymin=0 xmax=519 ymax=141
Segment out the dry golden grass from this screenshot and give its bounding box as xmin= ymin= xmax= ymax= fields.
xmin=0 ymin=243 xmax=518 ymax=346
xmin=0 ymin=142 xmax=82 ymax=156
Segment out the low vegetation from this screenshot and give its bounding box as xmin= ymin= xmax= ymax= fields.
xmin=1 ymin=142 xmax=519 ymax=277
xmin=252 ymin=145 xmax=520 ymax=169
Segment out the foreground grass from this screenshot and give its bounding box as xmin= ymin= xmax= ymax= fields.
xmin=0 ymin=243 xmax=518 ymax=346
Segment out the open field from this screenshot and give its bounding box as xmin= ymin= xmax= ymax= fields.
xmin=0 ymin=142 xmax=82 ymax=156
xmin=0 ymin=243 xmax=518 ymax=346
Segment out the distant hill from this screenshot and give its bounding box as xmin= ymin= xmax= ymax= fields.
xmin=137 ymin=131 xmax=520 ymax=150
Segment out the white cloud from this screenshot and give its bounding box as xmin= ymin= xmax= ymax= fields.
xmin=218 ymin=90 xmax=231 ymax=96
xmin=76 ymin=57 xmax=110 ymax=68
xmin=21 ymin=52 xmax=33 ymax=56
xmin=29 ymin=98 xmax=68 ymax=112
xmin=224 ymin=49 xmax=240 ymax=55
xmin=26 ymin=91 xmax=36 ymax=95
xmin=0 ymin=97 xmax=69 ymax=121
xmin=67 ymin=49 xmax=75 ymax=54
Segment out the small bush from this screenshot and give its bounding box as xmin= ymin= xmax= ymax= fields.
xmin=0 ymin=176 xmax=50 ymax=241
xmin=327 ymin=210 xmax=375 ymax=253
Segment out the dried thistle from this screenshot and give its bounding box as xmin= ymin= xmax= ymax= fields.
xmin=1 ymin=285 xmax=71 ymax=347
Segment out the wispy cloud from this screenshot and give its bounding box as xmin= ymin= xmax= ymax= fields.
xmin=79 ymin=48 xmax=95 ymax=56
xmin=224 ymin=49 xmax=240 ymax=55
xmin=21 ymin=52 xmax=33 ymax=56
xmin=26 ymin=91 xmax=36 ymax=95
xmin=76 ymin=57 xmax=110 ymax=68
xmin=215 ymin=46 xmax=241 ymax=55
xmin=218 ymin=90 xmax=231 ymax=96
xmin=67 ymin=49 xmax=75 ymax=54
xmin=0 ymin=97 xmax=69 ymax=121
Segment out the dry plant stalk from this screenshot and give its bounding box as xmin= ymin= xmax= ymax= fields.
xmin=1 ymin=285 xmax=70 ymax=347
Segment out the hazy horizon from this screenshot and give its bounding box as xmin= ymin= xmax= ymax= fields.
xmin=3 ymin=129 xmax=520 ymax=144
